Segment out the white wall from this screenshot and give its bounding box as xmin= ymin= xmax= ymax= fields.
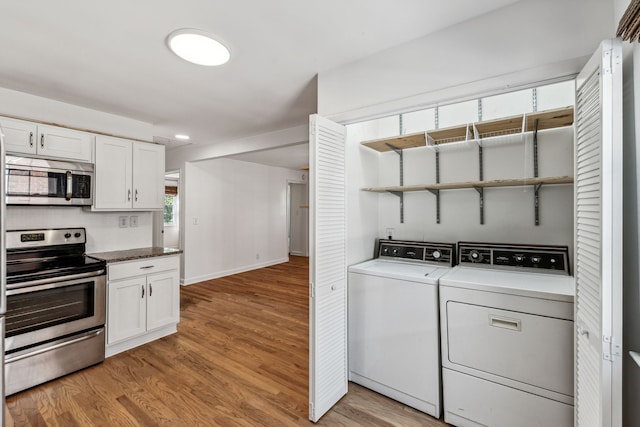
xmin=1 ymin=87 xmax=157 ymax=253
xmin=617 ymin=2 xmax=640 ymax=426
xmin=6 ymin=207 xmax=152 ymax=253
xmin=318 ymin=0 xmax=613 ymax=123
xmin=182 ymin=158 xmax=305 ymax=284
xmin=0 ymin=87 xmax=153 ymax=140
xmin=346 ymin=124 xmax=574 ymax=264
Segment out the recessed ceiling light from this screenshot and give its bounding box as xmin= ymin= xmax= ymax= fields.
xmin=175 ymin=134 xmax=190 ymax=140
xmin=167 ymin=29 xmax=230 ymax=66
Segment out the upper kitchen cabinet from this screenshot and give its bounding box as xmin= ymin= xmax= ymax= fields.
xmin=94 ymin=135 xmax=165 ymax=210
xmin=0 ymin=116 xmax=93 ymax=162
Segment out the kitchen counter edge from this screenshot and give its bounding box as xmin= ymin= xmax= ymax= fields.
xmin=87 ymin=247 xmax=183 ymax=263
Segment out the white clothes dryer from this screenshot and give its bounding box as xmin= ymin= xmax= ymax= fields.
xmin=440 ymin=242 xmax=575 ymax=427
xmin=348 ymin=239 xmax=455 ymax=418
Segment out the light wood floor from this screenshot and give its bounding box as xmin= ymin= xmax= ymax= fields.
xmin=6 ymin=256 xmax=449 ymax=426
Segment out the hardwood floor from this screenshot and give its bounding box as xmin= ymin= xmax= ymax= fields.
xmin=6 ymin=256 xmax=449 ymax=426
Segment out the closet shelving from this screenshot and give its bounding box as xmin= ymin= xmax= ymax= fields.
xmin=360 ymin=106 xmax=574 ymax=225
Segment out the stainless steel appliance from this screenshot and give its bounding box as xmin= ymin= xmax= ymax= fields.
xmin=5 ymin=155 xmax=93 ymax=206
xmin=4 ymin=228 xmax=106 ymax=395
xmin=1 ymin=125 xmax=7 ymax=424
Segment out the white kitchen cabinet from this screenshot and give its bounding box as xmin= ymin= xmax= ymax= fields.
xmin=106 ymin=255 xmax=180 ymax=357
xmin=0 ymin=117 xmax=93 ymax=162
xmin=94 ymin=135 xmax=165 ymax=210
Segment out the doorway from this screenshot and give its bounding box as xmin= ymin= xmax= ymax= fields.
xmin=288 ymin=181 xmax=308 ymax=256
xmin=163 ymin=171 xmax=180 ymax=249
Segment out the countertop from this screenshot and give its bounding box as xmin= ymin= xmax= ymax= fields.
xmin=87 ymin=247 xmax=182 ymax=263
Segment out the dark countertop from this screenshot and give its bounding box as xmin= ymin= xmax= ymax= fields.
xmin=87 ymin=247 xmax=183 ymax=263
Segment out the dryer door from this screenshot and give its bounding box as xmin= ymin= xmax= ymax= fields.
xmin=445 ymin=301 xmax=574 ymax=396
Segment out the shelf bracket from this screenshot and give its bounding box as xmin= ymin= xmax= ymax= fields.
xmin=386 ymin=143 xmax=404 ymax=223
xmin=388 ymin=191 xmax=404 ymax=223
xmin=427 ymin=189 xmax=441 ymax=224
xmin=533 ymin=119 xmax=539 ymax=178
xmin=534 ymin=183 xmax=543 ymax=226
xmin=478 ymin=142 xmax=484 ymax=181
xmin=474 ymin=186 xmax=485 ymax=225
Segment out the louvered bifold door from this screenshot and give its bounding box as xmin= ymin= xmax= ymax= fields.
xmin=308 ymin=114 xmax=347 ymax=422
xmin=574 ymin=39 xmax=623 ymax=427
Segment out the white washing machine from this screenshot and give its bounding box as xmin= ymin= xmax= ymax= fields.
xmin=440 ymin=242 xmax=575 ymax=427
xmin=348 ymin=239 xmax=455 ymax=418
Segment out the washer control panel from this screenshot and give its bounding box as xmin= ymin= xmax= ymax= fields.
xmin=458 ymin=242 xmax=570 ymax=275
xmin=377 ymin=239 xmax=455 ymax=267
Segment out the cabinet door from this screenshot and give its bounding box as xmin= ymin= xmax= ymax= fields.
xmin=0 ymin=117 xmax=37 ymax=155
xmin=94 ymin=136 xmax=133 ymax=210
xmin=146 ymin=270 xmax=179 ymax=331
xmin=107 ymin=277 xmax=147 ymax=344
xmin=38 ymin=124 xmax=93 ymax=162
xmin=132 ymin=142 xmax=165 ymax=210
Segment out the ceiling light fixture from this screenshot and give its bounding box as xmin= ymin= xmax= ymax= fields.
xmin=175 ymin=134 xmax=190 ymax=140
xmin=167 ymin=29 xmax=230 ymax=66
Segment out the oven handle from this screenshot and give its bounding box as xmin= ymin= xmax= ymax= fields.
xmin=7 ymin=269 xmax=106 ymax=293
xmin=5 ymin=328 xmax=104 ymax=364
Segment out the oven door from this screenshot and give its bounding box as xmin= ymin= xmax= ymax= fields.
xmin=5 ymin=270 xmax=106 ymax=353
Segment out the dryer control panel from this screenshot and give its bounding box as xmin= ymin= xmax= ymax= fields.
xmin=376 ymin=239 xmax=455 ymax=267
xmin=458 ymin=242 xmax=570 ymax=275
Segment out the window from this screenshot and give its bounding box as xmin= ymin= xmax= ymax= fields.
xmin=164 ymin=195 xmax=178 ymax=226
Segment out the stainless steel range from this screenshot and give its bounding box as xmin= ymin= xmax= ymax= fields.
xmin=4 ymin=228 xmax=106 ymax=395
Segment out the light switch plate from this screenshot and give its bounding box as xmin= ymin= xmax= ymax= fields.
xmin=119 ymin=216 xmax=128 ymax=228
xmin=130 ymin=216 xmax=139 ymax=228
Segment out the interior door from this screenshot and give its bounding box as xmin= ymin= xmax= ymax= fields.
xmin=308 ymin=114 xmax=347 ymax=422
xmin=574 ymin=39 xmax=623 ymax=427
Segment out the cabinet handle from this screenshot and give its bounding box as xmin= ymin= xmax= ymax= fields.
xmin=29 ymin=132 xmax=33 ymax=147
xmin=149 ymin=284 xmax=153 ymax=296
xmin=127 ymin=189 xmax=131 ymax=201
xmin=140 ymin=265 xmax=154 ymax=269
xmin=135 ymin=189 xmax=139 ymax=202
xmin=40 ymin=133 xmax=44 ymax=148
xmin=141 ymin=287 xmax=145 ymax=298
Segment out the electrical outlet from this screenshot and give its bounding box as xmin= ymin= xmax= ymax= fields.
xmin=256 ymin=253 xmax=260 ymax=260
xmin=129 ymin=216 xmax=138 ymax=228
xmin=386 ymin=228 xmax=395 ymax=239
xmin=119 ymin=216 xmax=128 ymax=228
xmin=193 ymin=217 xmax=199 ymax=225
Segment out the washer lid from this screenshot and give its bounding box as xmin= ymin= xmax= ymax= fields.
xmin=440 ymin=266 xmax=574 ymax=301
xmin=349 ymin=259 xmax=448 ymax=284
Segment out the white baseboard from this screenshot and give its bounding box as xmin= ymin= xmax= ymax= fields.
xmin=106 ymin=323 xmax=177 ymax=358
xmin=182 ymin=257 xmax=289 ymax=286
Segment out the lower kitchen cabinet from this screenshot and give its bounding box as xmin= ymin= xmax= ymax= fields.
xmin=106 ymin=255 xmax=180 ymax=357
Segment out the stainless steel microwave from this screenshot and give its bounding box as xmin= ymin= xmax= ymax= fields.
xmin=5 ymin=156 xmax=93 ymax=206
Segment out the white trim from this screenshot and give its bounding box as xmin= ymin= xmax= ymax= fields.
xmin=180 ymin=257 xmax=289 ymax=285
xmin=105 ymin=323 xmax=177 ymax=357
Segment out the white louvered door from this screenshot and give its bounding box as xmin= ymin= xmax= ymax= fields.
xmin=308 ymin=114 xmax=347 ymax=422
xmin=574 ymin=39 xmax=623 ymax=427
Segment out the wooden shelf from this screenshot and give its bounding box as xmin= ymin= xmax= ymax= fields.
xmin=299 ymin=205 xmax=309 ymax=208
xmin=361 ymin=106 xmax=574 ymax=152
xmin=361 ymin=132 xmax=426 ymax=152
xmin=525 ymin=107 xmax=574 ymax=132
xmin=361 ymin=176 xmax=574 ymax=193
xmin=299 ymin=165 xmax=309 ymax=171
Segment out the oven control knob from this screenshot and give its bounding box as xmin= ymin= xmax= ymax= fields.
xmin=64 ymin=233 xmax=71 ymax=239
xmin=531 ymin=256 xmax=542 ymax=264
xmin=392 ymin=248 xmax=399 ymax=256
xmin=432 ymin=250 xmax=441 ymax=260
xmin=515 ymin=255 xmax=525 ymax=263
xmin=74 ymin=232 xmax=81 ymax=238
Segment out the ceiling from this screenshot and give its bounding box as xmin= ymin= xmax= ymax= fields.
xmin=0 ymin=0 xmax=519 ymax=166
